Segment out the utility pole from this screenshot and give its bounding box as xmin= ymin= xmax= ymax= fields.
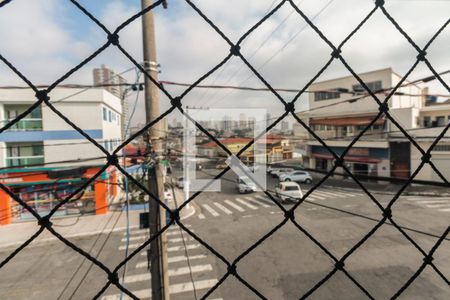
xmin=141 ymin=1 xmax=169 ymax=300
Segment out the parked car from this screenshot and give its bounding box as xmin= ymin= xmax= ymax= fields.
xmin=275 ymin=182 xmax=303 ymax=202
xmin=279 ymin=170 xmax=313 ymax=184
xmin=236 ymin=176 xmax=256 ymax=193
xmin=216 ymin=162 xmax=228 ymax=169
xmin=271 ymin=168 xmax=294 ymax=178
xmin=175 ymin=176 xmax=185 ymax=189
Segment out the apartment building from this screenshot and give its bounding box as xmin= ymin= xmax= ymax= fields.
xmin=302 ymin=68 xmax=425 ymax=179
xmin=391 ymin=101 xmax=450 ymax=182
xmin=0 ymin=87 xmax=122 ymax=169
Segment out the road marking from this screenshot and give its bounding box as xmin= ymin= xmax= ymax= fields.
xmin=254 ymin=194 xmax=276 ymax=205
xmin=235 ymin=198 xmax=258 ymax=210
xmin=331 ymin=191 xmax=357 ymax=197
xmin=136 ymin=254 xmax=207 ymax=268
xmin=125 ymin=264 xmax=212 ymax=283
xmin=425 ymin=203 xmax=450 ymax=208
xmin=245 ymin=196 xmax=270 ymax=208
xmin=315 ymin=190 xmax=345 ymax=198
xmin=119 ymin=243 xmax=141 ymax=250
xmin=202 ymin=204 xmax=219 ymax=217
xmin=169 ymin=237 xmax=194 ymax=243
xmin=124 ymin=273 xmax=150 ymax=283
xmin=103 ymin=279 xmax=219 ymax=299
xmin=198 ymin=213 xmax=206 ymax=219
xmin=439 ymin=208 xmax=450 ymax=212
xmin=121 ymin=235 xmax=146 ymax=242
xmin=307 ymin=192 xmax=326 ymax=200
xmin=170 ymin=264 xmax=213 ymax=276
xmin=214 ymin=202 xmax=232 ymax=214
xmin=406 ymin=197 xmax=450 ymax=201
xmin=304 ymin=195 xmax=320 ymax=201
xmin=168 ymin=244 xmax=201 ymax=252
xmin=170 ymin=279 xmax=218 ymax=294
xmin=415 ymin=200 xmax=449 ymax=204
xmin=224 ymin=199 xmax=245 ymax=212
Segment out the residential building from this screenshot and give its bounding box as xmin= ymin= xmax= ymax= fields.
xmin=302 ymin=68 xmax=425 ymax=179
xmin=93 ymin=65 xmax=127 ymax=138
xmin=0 ymin=87 xmax=122 ymax=169
xmin=391 ymin=101 xmax=450 ymax=181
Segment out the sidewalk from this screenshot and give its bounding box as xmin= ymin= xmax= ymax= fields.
xmin=0 ymin=186 xmax=196 ymax=250
xmin=318 ymin=175 xmax=450 ymax=196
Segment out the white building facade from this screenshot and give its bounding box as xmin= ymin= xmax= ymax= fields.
xmin=0 ymin=88 xmax=122 ymax=168
xmin=303 ymin=68 xmax=425 ymax=179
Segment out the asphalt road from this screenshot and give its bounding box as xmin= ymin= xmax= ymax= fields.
xmin=0 ymin=170 xmax=449 ymax=299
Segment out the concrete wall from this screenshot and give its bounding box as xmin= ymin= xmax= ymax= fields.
xmin=411 ymin=141 xmax=450 ymax=182
xmin=388 ymin=107 xmax=420 ymax=131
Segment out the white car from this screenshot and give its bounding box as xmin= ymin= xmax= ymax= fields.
xmin=275 ymin=182 xmax=303 ymax=202
xmin=236 ymin=176 xmax=256 ymax=193
xmin=279 ymin=170 xmax=312 ymax=184
xmin=271 ymin=168 xmax=294 ymax=178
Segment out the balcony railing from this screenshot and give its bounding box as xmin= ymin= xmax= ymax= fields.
xmin=5 ymin=156 xmax=45 ymax=167
xmin=1 ymin=119 xmax=43 ymax=131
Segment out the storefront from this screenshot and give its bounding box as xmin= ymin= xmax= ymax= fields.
xmin=310 ymin=145 xmax=390 ymax=179
xmin=0 ymin=165 xmax=118 ymax=225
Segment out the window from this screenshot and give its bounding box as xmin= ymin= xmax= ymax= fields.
xmin=433 ymin=144 xmax=450 ymax=152
xmin=423 ymin=116 xmax=431 ymax=127
xmin=314 ymin=91 xmax=340 ymax=101
xmin=103 ymin=107 xmax=107 ymax=121
xmin=436 ymin=116 xmax=445 ymax=126
xmin=108 ymin=111 xmax=112 ymax=122
xmin=6 ymin=143 xmax=44 ymax=167
xmin=352 ymin=81 xmax=382 ymax=93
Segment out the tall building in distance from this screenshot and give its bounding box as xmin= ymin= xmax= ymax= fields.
xmin=93 ymin=65 xmax=127 ymax=139
xmin=239 ymin=113 xmax=247 ymax=129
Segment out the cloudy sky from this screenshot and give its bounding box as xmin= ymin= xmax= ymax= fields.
xmin=0 ymin=0 xmax=448 ymax=127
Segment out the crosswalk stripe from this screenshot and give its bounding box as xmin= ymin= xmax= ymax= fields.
xmin=425 ymin=204 xmax=450 ymax=208
xmin=315 ymin=190 xmax=345 ymax=198
xmin=167 ymin=230 xmax=194 ymax=236
xmin=125 ymin=264 xmax=212 ymax=284
xmin=170 ymin=264 xmax=213 ymax=276
xmin=136 ymin=254 xmax=207 ymax=268
xmin=168 ymin=244 xmax=201 ymax=252
xmin=254 ymin=195 xmax=276 ymax=205
xmin=202 ymin=204 xmax=219 ymax=217
xmin=119 ymin=243 xmax=141 ymax=250
xmin=439 ymin=208 xmax=450 ymax=212
xmin=224 ymin=200 xmax=245 ymax=212
xmin=105 ymin=279 xmax=218 ymax=299
xmin=406 ymin=197 xmax=450 ymax=201
xmin=170 ymin=278 xmax=218 ymax=294
xmin=169 ymin=237 xmax=194 ymax=243
xmin=415 ymin=200 xmax=449 ymax=204
xmin=331 ymin=191 xmax=356 ymax=197
xmin=137 ymin=243 xmax=201 ymax=254
xmin=307 ymin=192 xmax=326 ymax=200
xmin=304 ymin=195 xmax=320 ymax=201
xmin=245 ymin=196 xmax=270 ymax=208
xmin=214 ymin=202 xmax=232 ymax=214
xmin=198 ymin=213 xmax=206 ymax=219
xmin=121 ymin=235 xmax=146 ymax=242
xmin=235 ymin=198 xmax=258 ymax=210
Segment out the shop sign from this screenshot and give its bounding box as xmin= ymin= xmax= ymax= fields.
xmin=348 ymin=148 xmax=369 ymax=156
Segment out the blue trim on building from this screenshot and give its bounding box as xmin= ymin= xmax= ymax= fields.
xmin=0 ymin=129 xmax=103 ymax=142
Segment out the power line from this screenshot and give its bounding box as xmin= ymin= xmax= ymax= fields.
xmin=203 ymin=0 xmax=336 ymax=109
